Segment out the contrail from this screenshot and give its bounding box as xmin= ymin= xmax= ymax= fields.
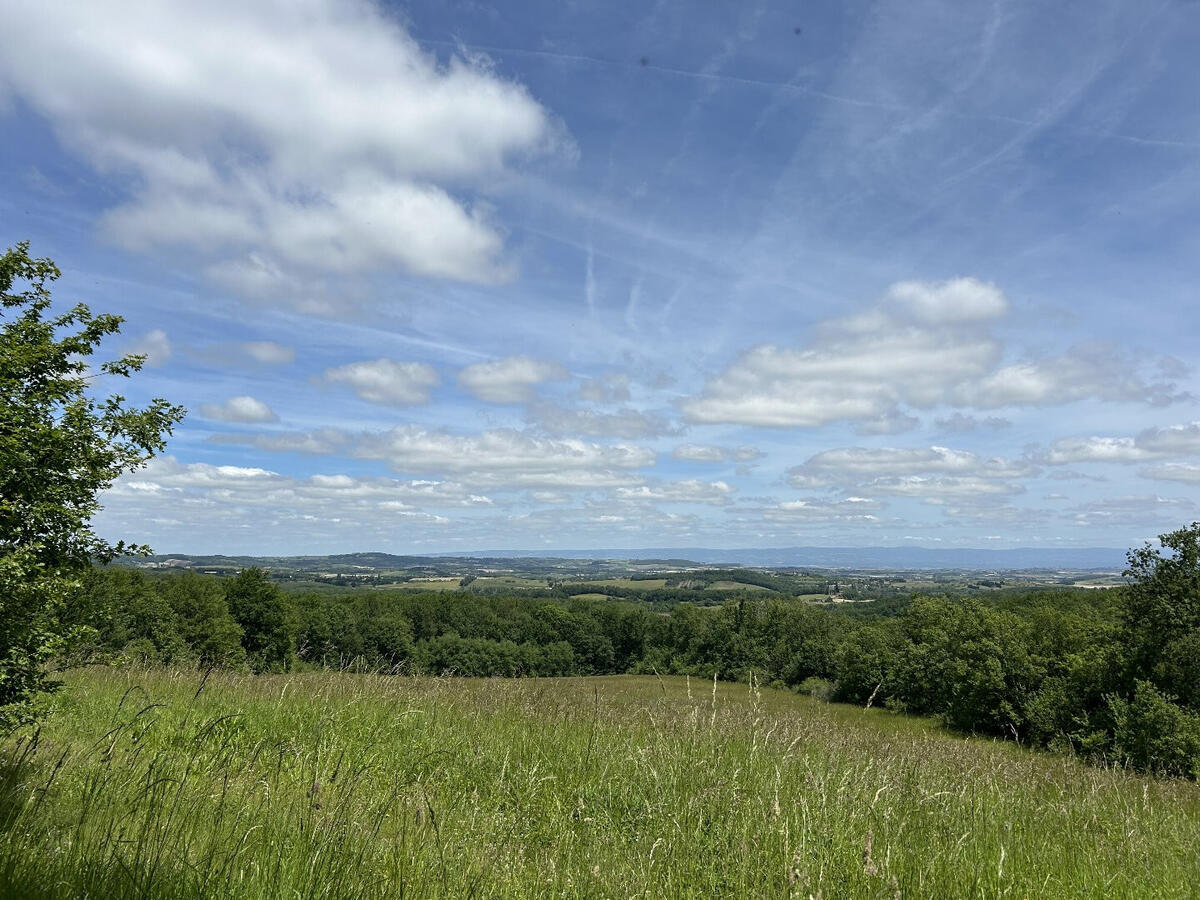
xmin=421 ymin=36 xmax=1200 ymax=152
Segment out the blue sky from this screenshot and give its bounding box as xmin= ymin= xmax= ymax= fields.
xmin=3 ymin=0 xmax=1199 ymax=554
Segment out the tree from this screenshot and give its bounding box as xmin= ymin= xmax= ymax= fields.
xmin=225 ymin=568 xmax=297 ymax=672
xmin=161 ymin=571 xmax=245 ymax=668
xmin=1122 ymin=522 xmax=1200 ymax=691
xmin=0 ymin=242 xmax=184 ymax=728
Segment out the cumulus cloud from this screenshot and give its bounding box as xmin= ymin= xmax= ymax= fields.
xmin=198 ymin=395 xmax=279 ymax=423
xmin=1067 ymin=495 xmax=1196 ymax=528
xmin=578 ymin=374 xmax=632 ymax=404
xmin=1044 ymin=436 xmax=1152 ymax=465
xmin=1140 ymin=463 xmax=1200 ymax=484
xmin=212 ymin=428 xmax=351 ymax=455
xmin=862 ymin=476 xmax=1024 ymax=503
xmin=616 ymin=480 xmax=733 ymax=504
xmin=1043 ymin=422 xmax=1200 ymax=465
xmin=458 ymin=356 xmax=568 ymax=404
xmin=683 ymin=279 xmax=1007 ymax=426
xmin=672 ymin=444 xmax=764 ymax=463
xmin=787 ymin=445 xmax=1032 ymax=487
xmin=527 ymin=402 xmax=675 ymax=438
xmin=356 ymin=426 xmax=655 ymax=488
xmin=214 ymin=424 xmax=656 ymax=490
xmin=241 ymin=341 xmax=294 ymax=365
xmin=682 ymin=278 xmax=1183 ymax=427
xmin=98 ymin=457 xmax=742 ymax=553
xmin=746 ymin=496 xmax=883 ymax=524
xmin=1135 ymin=422 xmax=1200 ymax=455
xmin=108 ymin=459 xmax=497 ymax=511
xmin=323 ymin=359 xmax=439 ymax=406
xmin=854 ymin=410 xmax=920 ymax=435
xmin=934 ymin=413 xmax=1010 ymax=432
xmin=125 ymin=329 xmax=171 ymax=367
xmin=958 ymin=343 xmax=1188 ymax=409
xmin=96 ymin=457 xmax=517 ymax=550
xmin=782 ymin=445 xmax=1033 ymax=505
xmin=0 ymin=0 xmax=563 ymax=305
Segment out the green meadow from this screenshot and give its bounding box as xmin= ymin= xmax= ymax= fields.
xmin=2 ymin=669 xmax=1197 ymax=899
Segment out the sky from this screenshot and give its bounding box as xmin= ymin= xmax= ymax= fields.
xmin=2 ymin=0 xmax=1199 ymax=555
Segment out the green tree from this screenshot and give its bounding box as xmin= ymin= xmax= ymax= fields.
xmin=161 ymin=571 xmax=245 ymax=668
xmin=0 ymin=243 xmax=184 ymax=728
xmin=225 ymin=568 xmax=297 ymax=672
xmin=1122 ymin=522 xmax=1200 ymax=691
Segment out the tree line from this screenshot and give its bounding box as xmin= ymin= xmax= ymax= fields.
xmin=71 ymin=525 xmax=1200 ymax=778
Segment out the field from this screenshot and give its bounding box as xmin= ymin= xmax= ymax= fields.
xmin=2 ymin=670 xmax=1198 ymax=899
xmin=576 ymin=578 xmax=669 ymax=591
xmin=383 ymin=576 xmax=551 ymax=592
xmin=704 ymin=580 xmax=776 ymax=593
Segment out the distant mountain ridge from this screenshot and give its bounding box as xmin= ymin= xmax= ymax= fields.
xmin=144 ymin=545 xmax=1127 ymax=572
xmin=446 ymin=546 xmax=1126 ymax=570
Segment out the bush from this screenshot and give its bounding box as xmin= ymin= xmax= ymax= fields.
xmin=797 ymin=677 xmax=834 ymax=703
xmin=1108 ymin=681 xmax=1200 ymax=778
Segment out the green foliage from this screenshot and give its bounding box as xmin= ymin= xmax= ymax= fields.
xmin=160 ymin=571 xmax=245 ymax=668
xmin=1108 ymin=681 xmax=1200 ymax=778
xmin=832 ymin=622 xmax=900 ymax=705
xmin=1123 ymin=523 xmax=1200 ymax=688
xmin=64 ymin=520 xmax=1200 ymax=778
xmin=224 ymin=568 xmax=297 ymax=672
xmin=892 ymin=596 xmax=1042 ymax=736
xmin=0 ymin=243 xmax=184 ymax=728
xmin=3 ymin=669 xmax=1199 ymax=898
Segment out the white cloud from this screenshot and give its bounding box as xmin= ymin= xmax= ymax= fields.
xmin=458 ymin=356 xmax=567 ymax=404
xmin=0 ymin=0 xmax=563 ymax=303
xmin=527 ymin=402 xmax=674 ymax=438
xmin=672 ymin=444 xmax=764 ymax=463
xmin=854 ymin=410 xmax=920 ymax=435
xmin=578 ymin=375 xmax=632 ymax=404
xmin=212 ymin=428 xmax=351 ymax=455
xmin=958 ymin=343 xmax=1186 ymax=409
xmin=241 ymin=341 xmax=294 ymax=365
xmin=747 ymin=497 xmax=883 ymax=523
xmin=126 ymin=329 xmax=171 ymax=367
xmin=198 ymin=395 xmax=279 ymax=424
xmin=1139 ymin=463 xmax=1200 ymax=484
xmin=788 ymin=445 xmax=1032 ymax=487
xmin=616 ymin=480 xmax=733 ymax=504
xmin=1068 ymin=495 xmax=1196 ymax=528
xmin=528 ymin=491 xmax=569 ymax=504
xmin=934 ymin=413 xmax=1010 ymax=432
xmin=1135 ymin=422 xmax=1200 ymax=455
xmin=1043 ymin=423 xmax=1200 ymax=464
xmin=683 ymin=279 xmax=1006 ymax=427
xmin=96 ymin=457 xmax=523 ymax=550
xmin=862 ymin=476 xmax=1024 ymax=503
xmin=682 ymin=279 xmax=1183 ymax=427
xmin=1045 ymin=436 xmax=1152 ymax=465
xmin=323 ymin=359 xmax=438 ymax=407
xmin=216 ymin=424 xmax=656 ymax=491
xmin=357 ymin=426 xmax=655 ymax=488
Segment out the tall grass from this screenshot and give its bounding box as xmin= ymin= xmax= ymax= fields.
xmin=1 ymin=668 xmax=1197 ymax=898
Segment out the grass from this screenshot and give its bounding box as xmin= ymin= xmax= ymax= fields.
xmin=576 ymin=578 xmax=669 ymax=591
xmin=1 ymin=670 xmax=1198 ymax=898
xmin=384 ymin=577 xmax=552 ymax=592
xmin=704 ymin=580 xmax=776 ymax=593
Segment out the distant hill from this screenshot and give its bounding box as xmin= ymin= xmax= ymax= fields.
xmin=447 ymin=546 xmax=1127 ymax=570
xmin=138 ymin=545 xmax=1127 ymax=572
